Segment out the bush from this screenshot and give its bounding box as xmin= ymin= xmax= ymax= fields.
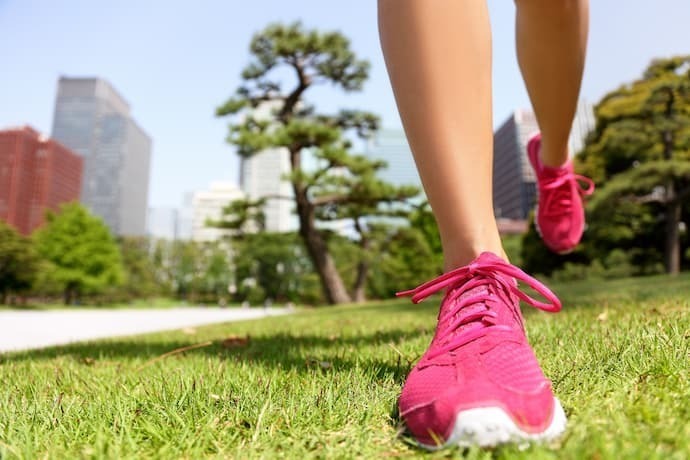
xmin=603 ymin=249 xmax=635 ymax=279
xmin=550 ymin=249 xmax=642 ymax=282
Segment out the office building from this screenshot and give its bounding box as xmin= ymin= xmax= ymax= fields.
xmin=51 ymin=77 xmax=152 ymax=236
xmin=569 ymin=100 xmax=596 ymax=155
xmin=492 ymin=109 xmax=540 ymax=220
xmin=191 ymin=181 xmax=245 ymax=242
xmin=366 ymin=129 xmax=422 ymax=190
xmin=238 ymin=101 xmax=295 ymax=232
xmin=239 ymin=147 xmax=294 ymax=232
xmin=0 ymin=126 xmax=83 ymax=235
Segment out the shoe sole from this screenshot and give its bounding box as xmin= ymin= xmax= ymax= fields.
xmin=527 ymin=134 xmax=581 ymax=255
xmin=418 ymin=397 xmax=567 ymax=450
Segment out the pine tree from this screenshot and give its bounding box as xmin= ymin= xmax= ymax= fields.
xmin=579 ymin=56 xmax=690 ymax=274
xmin=216 ymin=22 xmax=418 ymax=303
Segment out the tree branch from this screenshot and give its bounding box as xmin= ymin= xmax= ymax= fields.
xmin=279 ymin=60 xmax=311 ymax=121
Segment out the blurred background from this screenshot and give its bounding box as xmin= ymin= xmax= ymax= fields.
xmin=1 ymin=0 xmax=689 ymax=309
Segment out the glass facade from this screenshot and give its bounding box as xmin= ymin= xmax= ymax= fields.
xmin=51 ymin=77 xmax=151 ymax=236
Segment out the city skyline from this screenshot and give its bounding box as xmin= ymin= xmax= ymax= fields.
xmin=2 ymin=1 xmax=690 ymax=209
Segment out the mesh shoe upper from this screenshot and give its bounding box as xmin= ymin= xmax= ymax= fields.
xmin=527 ymin=133 xmax=594 ymax=254
xmin=396 ymin=252 xmax=562 ymax=447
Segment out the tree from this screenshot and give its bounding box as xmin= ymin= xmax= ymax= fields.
xmin=33 ymin=203 xmax=124 ymax=304
xmin=312 ymin=160 xmax=418 ymax=302
xmin=409 ymin=202 xmax=444 ymax=272
xmin=167 ymin=240 xmax=202 ymax=301
xmin=199 ymin=241 xmax=234 ymax=303
xmin=367 ymin=225 xmax=439 ymax=299
xmin=216 ymin=22 xmax=418 ymax=304
xmin=578 ymin=56 xmax=690 ymax=274
xmin=118 ymin=237 xmax=161 ymax=300
xmin=0 ymin=221 xmax=39 ymax=304
xmin=521 ymin=213 xmax=589 ymax=277
xmin=233 ymin=232 xmax=321 ymax=305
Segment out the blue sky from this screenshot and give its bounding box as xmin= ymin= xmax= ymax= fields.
xmin=1 ymin=1 xmax=689 ymax=208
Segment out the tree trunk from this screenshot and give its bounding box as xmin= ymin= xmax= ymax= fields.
xmin=664 ymin=195 xmax=681 ymax=275
xmin=291 ymin=170 xmax=351 ymax=305
xmin=352 ymin=260 xmax=368 ymax=303
xmin=660 ymin=109 xmax=680 ymax=274
xmin=302 ymin=222 xmax=351 ymax=304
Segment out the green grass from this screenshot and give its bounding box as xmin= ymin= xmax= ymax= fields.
xmin=1 ymin=273 xmax=689 ymax=459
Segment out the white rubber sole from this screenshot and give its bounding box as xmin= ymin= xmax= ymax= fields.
xmin=418 ymin=397 xmax=567 ymax=450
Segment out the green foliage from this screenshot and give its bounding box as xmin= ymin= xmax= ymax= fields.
xmin=136 ymin=239 xmax=236 ymax=305
xmin=602 ymin=249 xmax=635 ymax=279
xmin=33 ymin=203 xmax=124 ymax=304
xmin=117 ymin=237 xmax=162 ymax=300
xmin=233 ymin=232 xmax=322 ymax=305
xmin=212 ymin=198 xmax=267 ymax=235
xmin=216 ymin=22 xmax=369 ymax=118
xmin=198 ymin=242 xmax=234 ymax=303
xmin=0 ymin=221 xmax=39 ymax=303
xmin=577 ymin=55 xmax=690 ymax=273
xmin=367 ymin=225 xmax=439 ymax=298
xmin=521 ymin=213 xmax=588 ymax=276
xmin=408 ymin=202 xmax=443 ymax=267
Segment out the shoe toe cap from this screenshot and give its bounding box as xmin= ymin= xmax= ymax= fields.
xmin=400 ymin=374 xmax=557 ymax=446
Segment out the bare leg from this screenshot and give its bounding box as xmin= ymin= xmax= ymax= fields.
xmin=378 ymin=0 xmax=502 ymax=271
xmin=516 ymin=0 xmax=589 ymax=167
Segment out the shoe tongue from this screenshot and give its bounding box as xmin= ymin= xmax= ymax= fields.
xmin=442 ymin=252 xmax=512 ymax=307
xmin=466 ymin=252 xmax=515 ymax=287
xmin=473 ymin=251 xmax=505 ymax=265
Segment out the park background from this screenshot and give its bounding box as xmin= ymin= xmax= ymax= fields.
xmin=1 ymin=0 xmax=690 ymax=306
xmin=1 ymin=2 xmax=690 ymax=458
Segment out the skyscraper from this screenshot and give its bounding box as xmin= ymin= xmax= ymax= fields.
xmin=492 ymin=109 xmax=540 ymax=220
xmin=239 ymin=102 xmax=295 ymax=233
xmin=191 ymin=182 xmax=245 ymax=242
xmin=51 ymin=77 xmax=152 ymax=236
xmin=239 ymin=147 xmax=294 ymax=232
xmin=366 ymin=129 xmax=422 ymax=191
xmin=0 ymin=126 xmax=83 ymax=235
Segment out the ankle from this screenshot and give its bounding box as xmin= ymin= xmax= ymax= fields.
xmin=539 ymin=140 xmax=570 ymax=168
xmin=442 ymin=241 xmax=508 ymax=272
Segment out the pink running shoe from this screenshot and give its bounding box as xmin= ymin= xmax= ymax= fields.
xmin=396 ymin=252 xmax=566 ymax=449
xmin=527 ymin=133 xmax=594 ymax=254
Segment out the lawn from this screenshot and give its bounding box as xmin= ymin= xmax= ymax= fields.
xmin=1 ymin=273 xmax=689 ymax=459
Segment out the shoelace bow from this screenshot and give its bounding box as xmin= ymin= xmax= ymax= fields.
xmin=397 ymin=257 xmax=561 ymax=362
xmin=540 ymin=171 xmax=595 ymax=217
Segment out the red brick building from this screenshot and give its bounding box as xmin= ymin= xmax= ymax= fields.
xmin=0 ymin=126 xmax=83 ymax=235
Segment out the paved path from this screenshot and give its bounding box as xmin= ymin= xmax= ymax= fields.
xmin=0 ymin=307 xmax=289 ymax=353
